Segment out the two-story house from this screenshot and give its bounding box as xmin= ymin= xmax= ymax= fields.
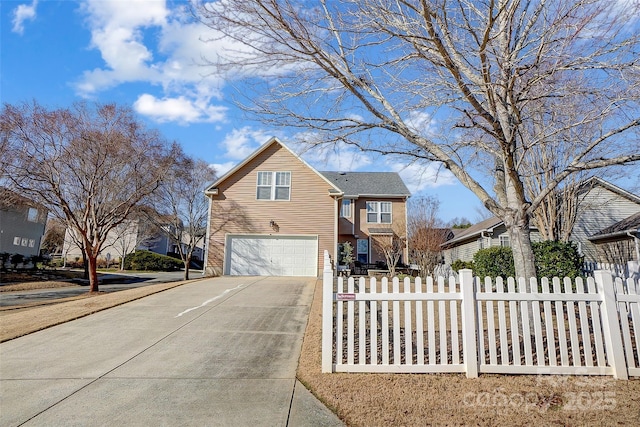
xmin=204 ymin=137 xmax=411 ymax=277
xmin=0 ymin=188 xmax=48 ymax=258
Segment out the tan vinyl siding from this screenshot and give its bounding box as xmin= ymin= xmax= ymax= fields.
xmin=352 ymin=198 xmax=407 ymax=264
xmin=207 ymin=143 xmax=335 ymax=276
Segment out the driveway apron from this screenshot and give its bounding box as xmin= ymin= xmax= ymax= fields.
xmin=0 ymin=276 xmax=343 ymax=426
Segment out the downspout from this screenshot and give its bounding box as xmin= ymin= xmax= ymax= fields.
xmin=404 ymin=196 xmax=409 ymax=264
xmin=334 ymin=196 xmax=339 ymax=273
xmin=627 ymin=230 xmax=640 ymax=263
xmin=203 ymin=196 xmax=213 ymax=276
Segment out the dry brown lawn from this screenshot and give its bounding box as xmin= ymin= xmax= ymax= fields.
xmin=3 ymin=277 xmax=640 ymax=426
xmin=0 ymin=280 xmax=192 ymax=342
xmin=297 ymin=280 xmax=640 ymax=426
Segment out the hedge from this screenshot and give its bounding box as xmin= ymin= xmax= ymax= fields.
xmin=123 ymin=250 xmax=183 ymax=271
xmin=464 ymin=240 xmax=583 ymax=279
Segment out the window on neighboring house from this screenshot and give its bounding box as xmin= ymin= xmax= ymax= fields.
xmin=366 ymin=201 xmax=392 ymax=223
xmin=27 ymin=207 xmax=38 ymax=222
xmin=256 ymin=171 xmax=291 ymax=200
xmin=21 ymin=238 xmax=28 ymax=247
xmin=478 ymin=237 xmax=486 ymax=249
xmin=28 ymin=239 xmax=35 ymax=248
xmin=340 ymin=199 xmax=352 ymax=218
xmin=499 ymin=235 xmax=510 ymax=247
xmin=13 ymin=236 xmax=21 ymax=246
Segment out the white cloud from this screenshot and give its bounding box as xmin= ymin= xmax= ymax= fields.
xmin=405 ymin=111 xmax=437 ymax=137
xmin=287 ymin=138 xmax=373 ymax=171
xmin=133 ymin=94 xmax=227 ymax=124
xmin=308 ymin=146 xmax=372 ymax=171
xmin=12 ymin=0 xmax=38 ymax=35
xmin=210 ymin=161 xmax=236 ymax=177
xmin=387 ymin=161 xmax=456 ymax=193
xmin=75 ymin=0 xmax=228 ymax=123
xmin=220 ymin=127 xmax=273 ymax=160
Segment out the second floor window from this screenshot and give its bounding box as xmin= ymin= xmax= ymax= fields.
xmin=27 ymin=207 xmax=38 ymax=222
xmin=257 ymin=171 xmax=291 ymax=200
xmin=366 ymin=201 xmax=392 ymax=223
xmin=340 ymin=199 xmax=352 ymax=218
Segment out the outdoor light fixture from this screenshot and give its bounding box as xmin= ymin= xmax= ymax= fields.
xmin=270 ymin=220 xmax=276 ymax=227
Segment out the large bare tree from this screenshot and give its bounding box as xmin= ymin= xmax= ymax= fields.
xmin=1 ymin=101 xmax=173 ymax=292
xmin=195 ymin=0 xmax=640 ymax=279
xmin=149 ymin=149 xmax=216 ymax=280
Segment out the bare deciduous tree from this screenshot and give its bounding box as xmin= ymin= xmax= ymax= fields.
xmin=407 ymin=196 xmax=449 ymax=277
xmin=41 ymin=217 xmax=66 ymax=256
xmin=1 ymin=101 xmax=173 ymax=292
xmin=372 ymin=233 xmax=406 ymax=277
xmin=195 ymin=0 xmax=640 ymax=280
xmin=149 ymin=149 xmax=217 ymax=280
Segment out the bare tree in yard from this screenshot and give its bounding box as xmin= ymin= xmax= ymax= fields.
xmin=407 ymin=196 xmax=449 ymax=277
xmin=149 ymin=149 xmax=216 ymax=280
xmin=0 ymin=101 xmax=173 ymax=292
xmin=195 ymin=0 xmax=640 ymax=280
xmin=41 ymin=218 xmax=66 ymax=256
xmin=372 ymin=233 xmax=406 ymax=277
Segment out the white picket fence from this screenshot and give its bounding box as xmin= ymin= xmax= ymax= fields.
xmin=321 ymin=251 xmax=640 ymax=379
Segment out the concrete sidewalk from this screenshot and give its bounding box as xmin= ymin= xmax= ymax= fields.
xmin=0 ymin=276 xmax=344 ymax=426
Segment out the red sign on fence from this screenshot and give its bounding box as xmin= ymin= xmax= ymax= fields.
xmin=336 ymin=293 xmax=356 ymax=301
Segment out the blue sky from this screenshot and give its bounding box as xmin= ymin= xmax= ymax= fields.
xmin=3 ymin=1 xmax=636 ymax=224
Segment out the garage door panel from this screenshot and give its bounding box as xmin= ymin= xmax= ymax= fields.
xmin=225 ymin=235 xmax=318 ymax=277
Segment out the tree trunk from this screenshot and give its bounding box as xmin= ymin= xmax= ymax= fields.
xmin=183 ymin=259 xmax=190 ymax=281
xmin=509 ymin=220 xmax=537 ymax=281
xmin=82 ymin=250 xmax=89 ymax=280
xmin=87 ymin=253 xmax=100 ymax=293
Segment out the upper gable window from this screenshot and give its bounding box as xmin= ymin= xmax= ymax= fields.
xmin=340 ymin=199 xmax=352 ymax=218
xmin=366 ymin=201 xmax=392 ymax=223
xmin=27 ymin=207 xmax=38 ymax=222
xmin=257 ymin=171 xmax=291 ymax=201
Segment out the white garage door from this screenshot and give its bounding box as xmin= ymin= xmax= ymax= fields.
xmin=225 ymin=235 xmax=318 ymax=276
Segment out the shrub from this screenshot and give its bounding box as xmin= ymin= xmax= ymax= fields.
xmin=0 ymin=252 xmax=10 ymax=271
xmin=123 ymin=250 xmax=183 ymax=271
xmin=10 ymin=253 xmax=24 ymax=269
xmin=532 ymin=240 xmax=583 ymax=279
xmin=473 ymin=247 xmax=515 ymax=279
xmin=470 ymin=240 xmax=584 ymax=279
xmin=451 ymin=259 xmax=474 ymax=271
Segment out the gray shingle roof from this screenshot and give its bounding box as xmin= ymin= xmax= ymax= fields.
xmin=589 ymin=211 xmax=640 ymax=240
xmin=319 ymin=171 xmax=411 ymax=198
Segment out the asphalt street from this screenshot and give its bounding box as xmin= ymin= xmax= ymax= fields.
xmin=0 ymin=276 xmax=344 ymax=426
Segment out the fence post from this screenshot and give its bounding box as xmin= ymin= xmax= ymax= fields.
xmin=594 ymin=270 xmax=628 ymax=380
xmin=321 ymin=250 xmax=334 ymax=373
xmin=460 ymin=269 xmax=478 ymax=378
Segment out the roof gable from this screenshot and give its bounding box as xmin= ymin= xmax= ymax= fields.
xmin=205 ymin=137 xmax=341 ymax=194
xmin=442 ymin=216 xmax=504 ymax=246
xmin=579 ymin=177 xmax=640 ymax=205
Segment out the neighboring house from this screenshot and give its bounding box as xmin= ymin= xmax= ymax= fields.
xmin=62 ymin=220 xmax=172 ymax=263
xmin=441 ymin=217 xmax=541 ymax=265
xmin=0 ymin=188 xmax=48 ymax=258
xmin=204 ymin=137 xmax=411 ymax=277
xmin=442 ymin=177 xmax=640 ymax=269
xmin=588 ymin=211 xmax=640 ymax=277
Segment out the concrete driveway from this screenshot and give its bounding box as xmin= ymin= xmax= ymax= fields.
xmin=0 ymin=276 xmax=343 ymax=426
